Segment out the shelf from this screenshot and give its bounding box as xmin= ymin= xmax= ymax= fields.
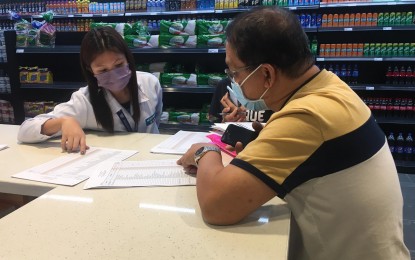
xmin=126 ymin=10 xmax=215 ymax=16
xmin=21 ymin=82 xmax=216 ymax=93
xmin=32 ymin=13 xmax=124 ymax=19
xmin=320 ymin=1 xmax=415 ymax=8
xmin=350 ymin=85 xmax=415 ymax=91
xmin=318 ymin=25 xmax=415 ymax=32
xmin=0 ymin=93 xmax=11 ymax=99
xmin=303 ymin=27 xmax=319 ymax=33
xmin=21 ymin=82 xmax=83 ymax=90
xmin=395 ymin=160 xmax=415 ymax=174
xmin=16 ymin=46 xmax=225 ymax=54
xmin=375 ymin=118 xmax=415 ymax=124
xmin=162 ymin=86 xmax=215 ymax=93
xmin=159 ymin=122 xmax=212 ymax=135
xmin=316 ymin=57 xmax=415 ymax=62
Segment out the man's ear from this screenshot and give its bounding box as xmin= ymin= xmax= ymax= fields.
xmin=262 ymin=64 xmax=276 ymax=88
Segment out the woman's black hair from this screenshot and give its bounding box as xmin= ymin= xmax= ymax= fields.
xmin=80 ymin=26 xmax=140 ymax=132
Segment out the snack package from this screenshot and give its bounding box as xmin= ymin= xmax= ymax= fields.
xmin=136 ymin=62 xmax=173 ymax=73
xmin=166 ymin=111 xmax=200 ymax=125
xmin=197 ymin=34 xmax=226 ymax=48
xmin=197 ymin=73 xmax=227 ymax=86
xmin=124 ymin=35 xmax=159 ymax=48
xmin=90 ymin=22 xmax=133 ymax=36
xmin=160 ymin=20 xmax=196 ymax=36
xmin=160 ymin=73 xmax=197 ymax=86
xmin=10 ymin=11 xmax=31 ymax=47
xmin=131 ymin=21 xmax=149 ymax=36
xmin=38 ymin=11 xmax=56 ymax=47
xmin=159 ymin=35 xmax=197 ymax=48
xmin=196 ymin=20 xmax=231 ymax=35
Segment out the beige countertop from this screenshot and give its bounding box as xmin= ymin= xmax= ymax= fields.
xmin=0 ymin=124 xmax=290 ymax=259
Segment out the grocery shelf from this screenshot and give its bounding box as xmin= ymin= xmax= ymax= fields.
xmin=125 ymin=10 xmax=215 ymax=16
xmin=0 ymin=93 xmax=11 ymax=99
xmin=16 ymin=46 xmax=225 ymax=54
xmin=395 ymin=160 xmax=415 ymax=174
xmin=375 ymin=118 xmax=415 ymax=124
xmin=20 ymin=82 xmax=84 ymax=90
xmin=32 ymin=13 xmax=125 ymax=19
xmin=350 ymin=85 xmax=415 ymax=91
xmin=316 ymin=57 xmax=415 ymax=62
xmin=320 ymin=1 xmax=415 ymax=8
xmin=162 ymin=86 xmax=215 ymax=93
xmin=318 ymin=25 xmax=415 ymax=32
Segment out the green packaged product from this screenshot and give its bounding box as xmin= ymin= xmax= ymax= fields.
xmin=167 ymin=111 xmax=200 ymax=125
xmin=136 ymin=62 xmax=173 ymax=73
xmin=159 ymin=35 xmax=197 ymax=48
xmin=197 ymin=73 xmax=226 ymax=86
xmin=90 ymin=22 xmax=133 ymax=36
xmin=131 ymin=21 xmax=149 ymax=36
xmin=196 ymin=20 xmax=231 ymax=35
xmin=161 ymin=73 xmax=197 ymax=86
xmin=197 ymin=34 xmax=226 ymax=48
xmin=124 ymin=35 xmax=159 ymax=48
xmin=160 ymin=20 xmax=196 ymax=36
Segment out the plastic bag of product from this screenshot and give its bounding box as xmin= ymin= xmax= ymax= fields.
xmin=161 ymin=73 xmax=197 ymax=86
xmin=90 ymin=22 xmax=133 ymax=36
xmin=196 ymin=20 xmax=231 ymax=35
xmin=168 ymin=111 xmax=200 ymax=125
xmin=38 ymin=11 xmax=56 ymax=47
xmin=197 ymin=73 xmax=227 ymax=86
xmin=160 ymin=20 xmax=196 ymax=36
xmin=131 ymin=21 xmax=149 ymax=36
xmin=159 ymin=35 xmax=196 ymax=48
xmin=124 ymin=35 xmax=159 ymax=48
xmin=10 ymin=11 xmax=31 ymax=47
xmin=197 ymin=34 xmax=226 ymax=48
xmin=136 ymin=62 xmax=173 ymax=73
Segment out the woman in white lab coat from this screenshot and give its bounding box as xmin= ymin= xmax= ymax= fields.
xmin=17 ymin=26 xmax=163 ymax=154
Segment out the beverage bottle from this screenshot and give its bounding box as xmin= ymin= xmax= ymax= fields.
xmin=387 ymin=132 xmax=396 ymax=157
xmin=393 ymin=98 xmax=401 ymax=118
xmin=346 ymin=64 xmax=352 ymax=83
xmin=351 ymin=64 xmax=358 ymax=84
xmin=395 ymin=132 xmax=405 ymax=160
xmin=399 ymin=98 xmax=407 ymax=118
xmin=373 ymin=98 xmax=380 ymax=117
xmin=399 ymin=65 xmax=406 ymax=84
xmin=380 ymin=98 xmax=387 ymax=117
xmin=406 ymin=66 xmax=412 ymax=85
xmin=406 ymin=98 xmax=414 ymax=118
xmin=386 ymin=98 xmax=393 ymax=118
xmin=340 ymin=64 xmax=347 ymax=81
xmin=334 ymin=64 xmax=340 ymax=77
xmin=392 ymin=65 xmax=399 ymax=84
xmin=385 ymin=65 xmax=392 ymax=84
xmin=311 ymin=36 xmax=318 ymax=56
xmin=404 ymin=133 xmax=414 ymax=160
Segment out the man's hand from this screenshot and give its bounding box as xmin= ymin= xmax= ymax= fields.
xmin=220 ymin=93 xmax=246 ymax=122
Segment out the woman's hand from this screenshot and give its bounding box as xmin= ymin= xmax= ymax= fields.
xmin=59 ymin=117 xmax=89 ymax=154
xmin=220 ymin=93 xmax=246 ymax=122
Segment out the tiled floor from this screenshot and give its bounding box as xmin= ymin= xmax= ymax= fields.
xmin=399 ymin=173 xmax=415 ymax=259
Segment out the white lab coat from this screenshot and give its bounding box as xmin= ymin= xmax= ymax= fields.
xmin=17 ymin=71 xmax=163 ymax=143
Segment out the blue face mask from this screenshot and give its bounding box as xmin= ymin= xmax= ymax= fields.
xmin=227 ymin=65 xmax=270 ymax=111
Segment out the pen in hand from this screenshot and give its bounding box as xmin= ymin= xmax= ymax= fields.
xmin=219 ymin=112 xmax=247 ymax=116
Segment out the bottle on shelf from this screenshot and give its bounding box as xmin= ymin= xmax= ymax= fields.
xmin=385 ymin=65 xmax=392 ymax=84
xmin=395 ymin=132 xmax=405 ymax=160
xmin=387 ymin=132 xmax=396 ymax=157
xmin=404 ymin=133 xmax=413 ymax=161
xmin=351 ymin=64 xmax=358 ymax=85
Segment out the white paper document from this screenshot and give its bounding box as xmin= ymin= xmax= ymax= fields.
xmin=12 ymin=147 xmax=138 ymax=186
xmin=84 ymin=159 xmax=195 ymax=189
xmin=0 ymin=144 xmax=8 ymax=151
xmin=211 ymin=122 xmax=259 ymax=132
xmin=150 ymin=130 xmax=210 ymax=154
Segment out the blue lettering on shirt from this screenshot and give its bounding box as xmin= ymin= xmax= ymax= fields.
xmin=146 ymin=112 xmax=157 ymax=126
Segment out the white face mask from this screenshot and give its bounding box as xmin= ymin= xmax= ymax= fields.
xmin=227 ymin=65 xmax=270 ymax=111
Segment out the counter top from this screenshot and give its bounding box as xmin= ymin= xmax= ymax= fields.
xmin=0 ymin=124 xmax=290 ymax=259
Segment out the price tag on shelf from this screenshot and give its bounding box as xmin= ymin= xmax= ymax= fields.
xmin=288 ymin=7 xmax=297 ymax=10
xmin=81 ymin=14 xmax=93 ymax=17
xmin=190 ymin=11 xmax=198 ymax=14
xmin=125 ymin=13 xmax=132 ymax=16
xmin=365 ymin=86 xmax=375 ymax=91
xmin=68 ymin=14 xmax=74 ymax=17
xmin=16 ymin=49 xmax=24 ymax=53
xmin=344 ymin=27 xmax=353 ymax=31
xmin=374 ymin=58 xmax=383 ymax=61
xmin=208 ymin=49 xmax=219 ymax=53
xmin=383 ymin=27 xmax=392 ymax=31
xmin=102 ymin=13 xmax=108 ymax=17
xmin=216 ymin=10 xmax=223 ymax=13
xmin=348 ymin=3 xmax=357 ymax=6
xmin=316 ymin=57 xmax=324 ymax=61
xmin=150 ymin=12 xmax=157 ymax=15
xmin=387 ymin=1 xmax=396 ymax=5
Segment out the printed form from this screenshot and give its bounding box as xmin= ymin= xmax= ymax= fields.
xmin=12 ymin=147 xmax=137 ymax=186
xmin=84 ymin=159 xmax=195 ymax=189
xmin=150 ymin=130 xmax=210 ymax=154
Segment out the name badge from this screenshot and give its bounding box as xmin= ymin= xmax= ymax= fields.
xmin=145 ymin=112 xmax=157 ymax=126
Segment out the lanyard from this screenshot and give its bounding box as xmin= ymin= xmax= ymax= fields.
xmin=116 ymin=109 xmax=137 ymax=132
